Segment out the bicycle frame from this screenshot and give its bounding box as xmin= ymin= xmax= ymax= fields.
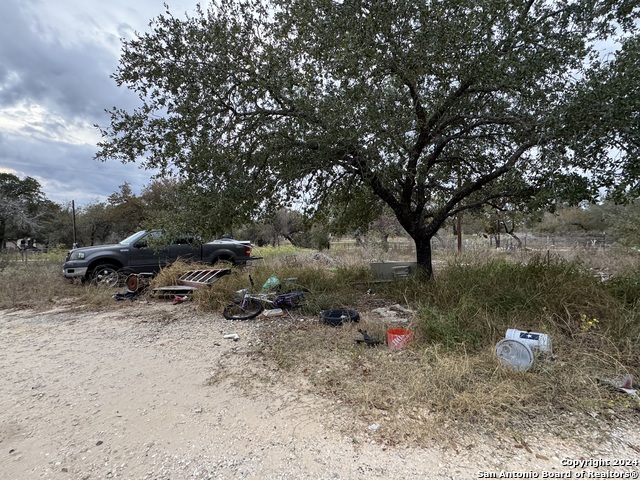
xmin=239 ymin=290 xmax=305 ymax=309
xmin=223 ymin=276 xmax=308 ymax=320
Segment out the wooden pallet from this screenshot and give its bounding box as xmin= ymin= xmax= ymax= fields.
xmin=151 ymin=285 xmax=197 ymax=299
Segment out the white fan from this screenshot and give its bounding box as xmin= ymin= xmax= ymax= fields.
xmin=495 ymin=339 xmax=534 ymax=372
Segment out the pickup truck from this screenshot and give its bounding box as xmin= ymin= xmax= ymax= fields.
xmin=63 ymin=230 xmax=258 ymax=285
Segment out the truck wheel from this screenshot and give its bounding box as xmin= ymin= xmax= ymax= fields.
xmin=212 ymin=256 xmax=234 ymax=268
xmin=91 ymin=264 xmax=120 ymax=287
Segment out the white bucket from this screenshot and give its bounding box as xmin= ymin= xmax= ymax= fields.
xmin=505 ymin=328 xmax=552 ymax=354
xmin=495 ymin=339 xmax=534 ymax=372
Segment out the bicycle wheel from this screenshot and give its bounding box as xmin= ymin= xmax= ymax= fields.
xmin=223 ymin=298 xmax=264 ymax=320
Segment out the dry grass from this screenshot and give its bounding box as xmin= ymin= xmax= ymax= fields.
xmin=0 ymin=250 xmax=145 ymax=310
xmin=3 ymin=243 xmax=639 ymax=446
xmin=223 ymin=247 xmax=640 ymax=445
xmin=0 ymin=250 xmax=113 ymax=309
xmin=251 ymin=319 xmax=638 ymax=446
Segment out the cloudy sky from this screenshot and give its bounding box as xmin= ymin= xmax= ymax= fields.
xmin=0 ymin=0 xmax=201 ymax=207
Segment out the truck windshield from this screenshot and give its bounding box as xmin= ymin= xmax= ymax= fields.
xmin=119 ymin=231 xmax=149 ymax=245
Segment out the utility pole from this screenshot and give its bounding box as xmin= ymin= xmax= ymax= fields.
xmin=72 ymin=200 xmax=77 ymax=248
xmin=457 ymin=214 xmax=462 ymax=252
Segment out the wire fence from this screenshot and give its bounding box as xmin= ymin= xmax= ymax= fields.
xmin=331 ymin=232 xmax=612 ymax=254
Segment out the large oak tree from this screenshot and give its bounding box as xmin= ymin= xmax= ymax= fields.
xmin=96 ymin=0 xmax=639 ymax=276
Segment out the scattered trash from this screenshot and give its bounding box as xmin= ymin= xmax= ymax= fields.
xmin=371 ymin=304 xmax=412 ymax=323
xmin=368 ymin=423 xmax=380 ymax=431
xmin=112 ymin=273 xmax=152 ymax=301
xmin=505 ymin=328 xmax=552 ymax=354
xmin=262 ymin=274 xmax=281 ymax=291
xmin=112 ymin=290 xmax=141 ymax=301
xmin=601 ymin=374 xmax=635 ymax=390
xmin=149 ymin=269 xmax=229 ymax=300
xmin=173 ymin=295 xmax=190 ymax=305
xmin=387 ymin=328 xmax=413 ymax=349
xmin=319 ymin=309 xmax=360 ymax=327
xmin=495 ymin=339 xmax=534 ymax=372
xmin=355 ymin=329 xmax=382 ymax=346
xmin=370 ymin=261 xmax=417 ymax=281
xmin=178 ymin=268 xmax=231 ymax=287
xmin=223 ymin=333 xmax=239 ymax=341
xmin=126 ymin=274 xmax=142 ymax=293
xmin=495 ymin=328 xmax=553 ymax=372
xmin=151 ymin=285 xmax=197 ymax=299
xmin=262 ymin=308 xmax=284 ymax=317
xmin=620 ymin=388 xmax=640 ymax=403
xmin=599 ymin=375 xmax=640 ymax=402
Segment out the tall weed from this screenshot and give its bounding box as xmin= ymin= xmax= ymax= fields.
xmin=0 ymin=253 xmax=74 ymax=308
xmin=380 ymin=254 xmax=629 ymax=351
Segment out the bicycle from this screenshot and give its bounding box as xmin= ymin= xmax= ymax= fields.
xmin=222 ymin=276 xmax=308 ymax=320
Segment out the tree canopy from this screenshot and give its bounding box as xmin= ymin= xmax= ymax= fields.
xmin=0 ymin=173 xmax=51 ymax=249
xmin=96 ymin=0 xmax=640 ymax=276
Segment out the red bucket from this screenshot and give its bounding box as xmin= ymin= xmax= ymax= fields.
xmin=387 ymin=328 xmax=413 ymax=349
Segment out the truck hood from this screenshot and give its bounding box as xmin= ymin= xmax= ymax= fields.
xmin=66 ymin=243 xmax=127 ymax=261
xmin=69 ymin=243 xmax=124 ymax=253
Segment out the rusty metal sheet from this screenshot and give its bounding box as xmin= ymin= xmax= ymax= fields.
xmin=177 ymin=268 xmax=231 ymax=287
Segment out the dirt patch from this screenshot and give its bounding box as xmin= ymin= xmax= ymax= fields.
xmin=1 ymin=301 xmax=639 ymax=479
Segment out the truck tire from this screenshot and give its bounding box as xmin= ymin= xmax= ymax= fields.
xmin=91 ymin=264 xmax=120 ymax=287
xmin=212 ymin=255 xmax=234 ymax=267
xmin=319 ymin=309 xmax=360 ymax=327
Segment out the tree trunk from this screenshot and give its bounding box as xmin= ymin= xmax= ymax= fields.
xmin=501 ymin=222 xmax=523 ymax=248
xmin=505 ymin=231 xmax=522 ymax=248
xmin=283 ymin=234 xmax=298 ymax=247
xmin=414 ymin=235 xmax=434 ymax=278
xmin=381 ymin=233 xmax=389 ymax=252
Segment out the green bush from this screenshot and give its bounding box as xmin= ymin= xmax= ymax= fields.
xmin=380 ymin=254 xmax=637 ymax=352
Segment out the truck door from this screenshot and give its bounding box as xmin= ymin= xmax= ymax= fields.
xmin=166 ymin=237 xmax=200 ymax=264
xmin=128 ymin=231 xmax=169 ymax=272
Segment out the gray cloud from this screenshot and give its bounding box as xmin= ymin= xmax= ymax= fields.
xmin=0 ymin=0 xmax=199 ymax=206
xmin=0 ymin=129 xmax=150 ymax=205
xmin=0 ymin=1 xmax=136 ymax=119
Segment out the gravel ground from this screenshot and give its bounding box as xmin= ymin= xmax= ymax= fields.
xmin=1 ymin=300 xmax=639 ymax=480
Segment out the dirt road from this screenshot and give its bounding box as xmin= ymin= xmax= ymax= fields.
xmin=1 ymin=301 xmax=638 ymax=479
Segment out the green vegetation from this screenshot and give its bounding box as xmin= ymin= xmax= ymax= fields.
xmin=379 ymin=255 xmax=627 ymax=349
xmin=96 ymin=0 xmax=640 ymax=276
